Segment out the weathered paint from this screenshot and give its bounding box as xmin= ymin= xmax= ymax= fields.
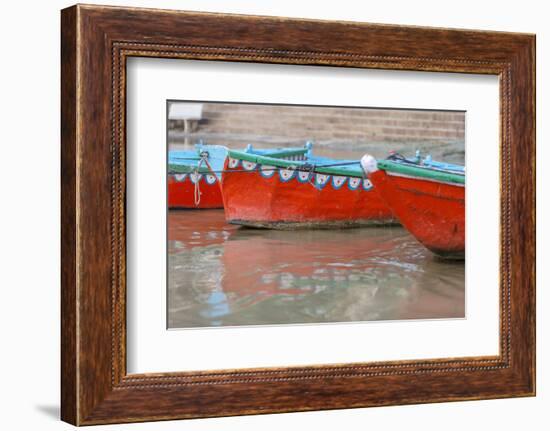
xmin=367 ymin=169 xmax=465 ymax=259
xmin=221 ymin=157 xmax=396 ymax=228
xmin=228 ymin=148 xmax=364 ymax=178
xmin=377 ymin=159 xmax=465 ymax=185
xmin=169 ymin=144 xmax=229 ymax=175
xmin=168 ymin=143 xmax=312 ymax=209
xmin=168 ymin=144 xmax=228 ymax=209
xmin=168 ymin=174 xmax=224 ymax=209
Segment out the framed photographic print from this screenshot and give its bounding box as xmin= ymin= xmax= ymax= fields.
xmin=61 ymin=4 xmax=535 ymax=425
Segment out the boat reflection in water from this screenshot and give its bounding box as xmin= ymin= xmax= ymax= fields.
xmin=168 ymin=210 xmax=465 ymax=328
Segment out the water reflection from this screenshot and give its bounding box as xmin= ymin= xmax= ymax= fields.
xmin=168 ymin=210 xmax=465 ymax=328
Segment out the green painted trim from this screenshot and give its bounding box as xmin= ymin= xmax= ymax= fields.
xmin=168 ymin=164 xmax=212 ymax=174
xmin=227 ymin=149 xmax=364 ymax=178
xmin=377 ymin=160 xmax=465 ymax=185
xmin=259 ymin=148 xmax=309 ymax=158
xmin=168 ymin=148 xmax=312 ymax=174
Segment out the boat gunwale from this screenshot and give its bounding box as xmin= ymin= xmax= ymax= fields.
xmin=168 ymin=165 xmax=214 ymax=174
xmin=377 ymin=159 xmax=465 ymax=185
xmin=227 ymin=149 xmax=364 ymax=178
xmin=168 ymin=145 xmax=313 ymax=174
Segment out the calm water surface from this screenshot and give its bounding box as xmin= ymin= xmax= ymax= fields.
xmin=168 ymin=210 xmax=465 ymax=328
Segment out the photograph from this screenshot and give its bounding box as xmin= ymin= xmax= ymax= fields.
xmin=167 ymin=101 xmax=466 ymax=329
xmin=51 ymin=2 xmax=536 ymax=426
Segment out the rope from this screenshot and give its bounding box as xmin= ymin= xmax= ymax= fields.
xmin=168 ymin=160 xmax=361 ymax=176
xmin=193 ymin=157 xmax=204 ymax=206
xmin=304 ymin=163 xmax=320 ymax=190
xmin=169 ymin=158 xmax=365 ymax=196
xmin=311 ymin=161 xmax=361 ymax=168
xmin=387 ymin=152 xmax=409 ymax=162
xmin=201 ymin=154 xmax=225 ymax=198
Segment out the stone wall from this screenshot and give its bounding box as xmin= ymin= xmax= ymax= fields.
xmin=168 ymin=102 xmax=465 ymax=163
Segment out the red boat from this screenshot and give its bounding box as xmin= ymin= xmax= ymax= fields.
xmin=168 ymin=144 xmax=227 ymax=209
xmin=221 ymin=145 xmax=396 ymax=228
xmin=168 ymin=173 xmax=223 ymax=209
xmin=168 ymin=143 xmax=314 ymax=209
xmin=361 ymin=154 xmax=465 ymax=259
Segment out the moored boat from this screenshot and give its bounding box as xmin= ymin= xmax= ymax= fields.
xmin=168 ymin=143 xmax=321 ymax=209
xmin=168 ymin=144 xmax=226 ymax=209
xmin=221 ymin=143 xmax=396 ymax=228
xmin=361 ymin=153 xmax=465 ymax=259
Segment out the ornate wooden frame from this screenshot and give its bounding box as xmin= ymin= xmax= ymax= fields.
xmin=61 ymin=4 xmax=535 ymax=425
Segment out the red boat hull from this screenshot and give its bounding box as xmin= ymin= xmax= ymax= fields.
xmin=368 ymin=170 xmax=465 ymax=258
xmin=221 ymin=159 xmax=395 ymax=228
xmin=168 ymin=173 xmax=223 ymax=209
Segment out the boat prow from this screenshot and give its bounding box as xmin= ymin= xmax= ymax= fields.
xmin=167 ymin=143 xmax=227 ymax=209
xmin=362 ymin=153 xmax=465 ymax=259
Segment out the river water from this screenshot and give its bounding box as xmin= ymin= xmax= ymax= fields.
xmin=167 ymin=210 xmax=465 ymax=329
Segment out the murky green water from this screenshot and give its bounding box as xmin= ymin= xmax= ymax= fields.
xmin=167 ymin=210 xmax=464 ymax=328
